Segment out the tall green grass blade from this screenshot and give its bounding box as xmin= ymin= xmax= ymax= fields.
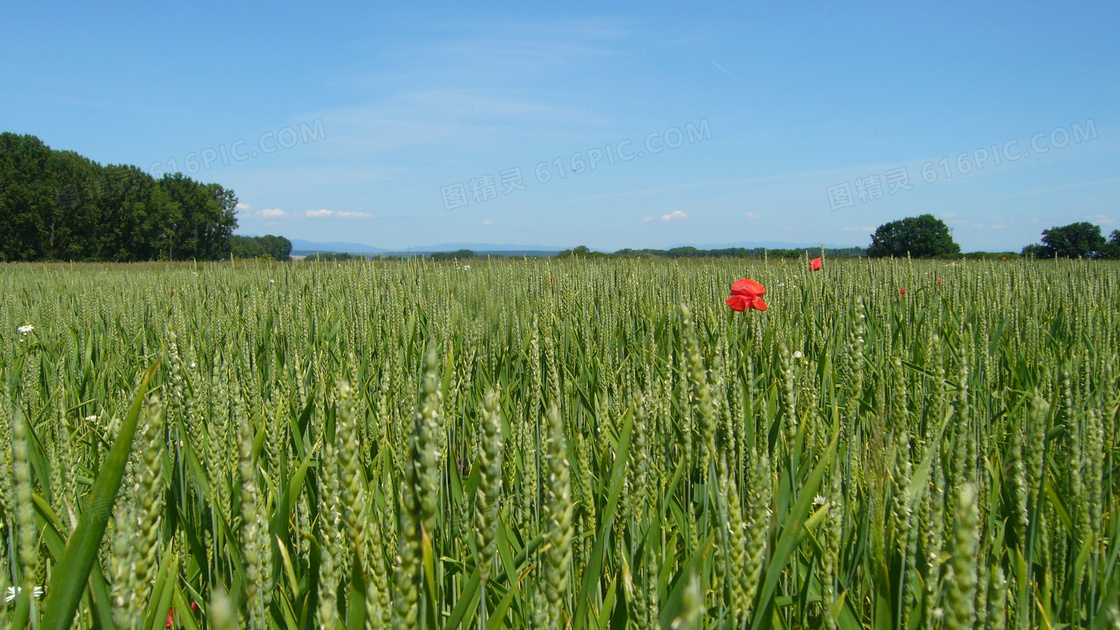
xmin=40 ymin=358 xmax=161 ymax=630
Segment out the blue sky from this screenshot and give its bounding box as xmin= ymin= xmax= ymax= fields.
xmin=3 ymin=2 xmax=1117 ymax=251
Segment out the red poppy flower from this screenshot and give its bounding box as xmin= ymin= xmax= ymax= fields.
xmin=1001 ymin=257 xmax=1007 ymax=261
xmin=936 ymin=277 xmax=943 ymax=287
xmin=727 ymin=295 xmax=768 ymax=311
xmin=730 ymin=278 xmax=766 ymax=297
xmin=810 ymin=257 xmax=822 ymax=271
xmin=898 ymin=287 xmax=907 ymax=297
xmin=550 ymin=276 xmax=557 ymax=284
xmin=727 ymin=278 xmax=767 ymax=311
xmin=166 ymin=607 xmax=174 ymax=629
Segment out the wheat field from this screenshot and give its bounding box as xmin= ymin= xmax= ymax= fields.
xmin=0 ymin=257 xmax=1117 ymax=629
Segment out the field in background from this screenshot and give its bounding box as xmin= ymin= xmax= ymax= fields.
xmin=0 ymin=257 xmax=1117 ymax=629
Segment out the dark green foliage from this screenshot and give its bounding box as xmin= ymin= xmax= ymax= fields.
xmin=0 ymin=133 xmax=58 ymax=261
xmin=1040 ymin=222 xmax=1106 ymax=258
xmin=867 ymin=214 xmax=960 ymax=258
xmin=0 ymin=132 xmax=238 ymax=261
xmin=231 ymin=236 xmax=268 ymax=258
xmin=155 ymin=173 xmax=238 ymax=261
xmin=232 ymin=235 xmax=292 ymax=260
xmin=1022 ymin=223 xmax=1111 ymax=259
xmin=557 ymin=245 xmax=606 ymax=258
xmin=1105 ymin=229 xmax=1120 ymax=259
xmin=301 ymin=251 xmax=365 ymax=261
xmin=255 ymin=235 xmax=292 ymax=261
xmin=429 ymin=248 xmax=476 ymax=261
xmin=960 ymin=251 xmax=1019 ymax=260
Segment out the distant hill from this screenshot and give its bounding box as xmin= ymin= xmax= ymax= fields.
xmin=290 ymin=239 xmax=565 ymax=257
xmin=381 ymin=249 xmax=562 ymax=258
xmin=289 ymin=239 xmax=389 ymax=254
xmin=679 ymin=241 xmax=858 ymax=250
xmin=408 ymin=242 xmax=564 ymax=253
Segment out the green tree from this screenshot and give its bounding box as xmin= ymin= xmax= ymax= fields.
xmin=256 ymin=234 xmax=292 ymax=261
xmin=557 ymin=245 xmax=605 ymax=258
xmin=230 ymin=235 xmax=291 ymax=260
xmin=0 ymin=133 xmax=239 ymax=262
xmin=95 ymin=165 xmax=163 ymax=261
xmin=157 ymin=174 xmax=238 ymax=260
xmin=867 ymin=214 xmax=960 ymax=258
xmin=231 ymin=235 xmax=268 ymax=258
xmin=0 ymin=133 xmax=53 ymax=260
xmin=1105 ymin=229 xmax=1120 ymax=259
xmin=430 ymin=249 xmax=476 ymax=261
xmin=303 ymin=252 xmax=362 ymax=262
xmin=44 ymin=150 xmax=101 ymax=260
xmin=1039 ymin=222 xmax=1107 ymax=258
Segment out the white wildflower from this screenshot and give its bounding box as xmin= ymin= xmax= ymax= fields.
xmin=5 ymin=586 xmax=44 ymax=602
xmin=813 ymin=494 xmax=827 ymax=507
xmin=792 ymin=351 xmax=804 ymax=360
xmin=17 ymin=324 xmax=34 ymax=334
xmin=85 ymin=415 xmax=97 ymax=422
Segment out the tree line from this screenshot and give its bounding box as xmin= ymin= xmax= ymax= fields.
xmin=1022 ymin=222 xmax=1120 ymax=259
xmin=230 ymin=235 xmax=293 ymax=261
xmin=866 ymin=214 xmax=1119 ymax=259
xmin=0 ymin=133 xmax=238 ymax=261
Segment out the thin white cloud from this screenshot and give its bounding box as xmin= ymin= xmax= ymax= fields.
xmin=941 ymin=212 xmax=957 ymax=219
xmin=709 ymin=60 xmax=747 ymax=87
xmin=661 ymin=210 xmax=688 ymax=221
xmin=1005 ymin=176 xmax=1120 ymax=198
xmin=305 ymin=209 xmax=373 ymax=219
xmin=235 ymin=202 xmax=251 ymax=211
xmin=989 ymin=224 xmax=1007 ymax=229
xmin=1089 ymin=214 xmax=1113 ymax=225
xmin=481 ymin=220 xmax=493 ymax=225
xmin=842 ymin=226 xmax=874 ymax=232
xmin=640 ymin=216 xmax=654 ymax=222
xmin=257 ymin=208 xmax=286 ymax=218
xmin=745 ymin=212 xmax=760 ymax=219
